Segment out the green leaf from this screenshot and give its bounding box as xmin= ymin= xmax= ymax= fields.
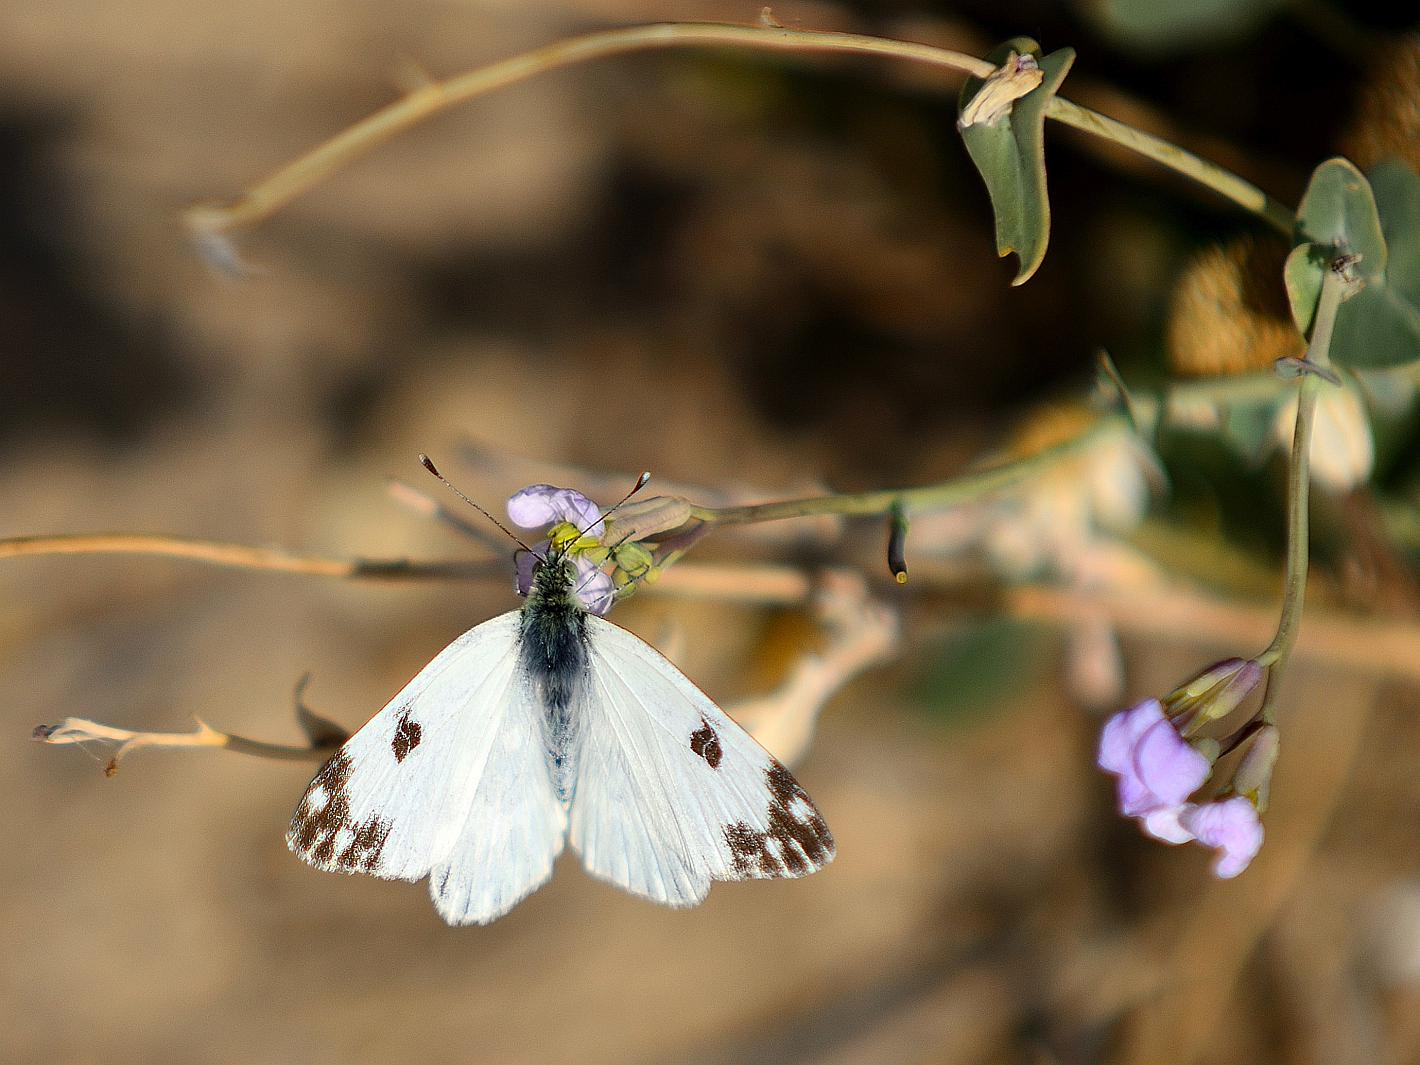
xmin=1293 ymin=157 xmax=1386 ymax=278
xmin=1283 ymin=241 xmax=1327 ymax=337
xmin=958 ymin=40 xmax=1075 ymax=286
xmin=1370 ymin=158 xmax=1420 ymax=310
xmin=1284 ymin=157 xmax=1420 ymax=369
xmin=1327 ymin=280 xmax=1420 ymax=369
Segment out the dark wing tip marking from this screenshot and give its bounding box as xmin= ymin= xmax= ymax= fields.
xmin=689 ymin=719 xmax=723 ymax=770
xmin=724 ymin=759 xmax=834 ymax=878
xmin=288 ymin=750 xmax=392 ymax=874
xmin=392 ymin=708 xmax=422 ymax=763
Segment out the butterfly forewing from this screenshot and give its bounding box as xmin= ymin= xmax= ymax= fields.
xmin=424 ymin=670 xmax=568 ymax=925
xmin=287 ymin=611 xmax=568 ymax=924
xmin=569 ymin=616 xmax=835 ymax=906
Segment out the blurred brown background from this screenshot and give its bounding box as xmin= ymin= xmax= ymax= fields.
xmin=3 ymin=1 xmax=1420 ymax=1063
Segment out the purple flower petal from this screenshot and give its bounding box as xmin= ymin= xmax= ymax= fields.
xmin=571 ymin=556 xmax=615 ymax=616
xmin=1133 ymin=719 xmax=1209 ymax=809
xmin=507 ymin=484 xmax=604 ymax=536
xmin=1098 ymin=699 xmax=1164 ymax=775
xmin=1179 ymin=797 xmax=1264 ymax=879
xmin=1142 ymin=803 xmax=1197 ymax=845
xmin=1098 ymin=699 xmax=1208 ymax=820
xmin=1100 ymin=700 xmax=1168 ymax=817
xmin=513 ymin=546 xmax=543 ymax=598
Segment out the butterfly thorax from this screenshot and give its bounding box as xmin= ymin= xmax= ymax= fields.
xmin=519 ymin=555 xmax=590 ymax=801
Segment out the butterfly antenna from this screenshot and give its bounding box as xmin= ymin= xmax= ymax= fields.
xmin=419 ymin=454 xmax=533 ymax=552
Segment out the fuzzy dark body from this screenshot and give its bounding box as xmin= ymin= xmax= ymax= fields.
xmin=519 ymin=557 xmax=590 ymax=802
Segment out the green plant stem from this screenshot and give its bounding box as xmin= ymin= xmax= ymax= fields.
xmin=1045 ymin=98 xmax=1295 ymax=236
xmin=186 ymin=22 xmax=1293 ymax=240
xmin=689 ymin=415 xmax=1123 ymax=526
xmin=1254 ymin=267 xmax=1347 ymax=722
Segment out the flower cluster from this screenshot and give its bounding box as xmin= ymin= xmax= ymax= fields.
xmin=508 ymin=484 xmax=616 ymax=614
xmin=1097 ymin=658 xmax=1270 ymax=879
xmin=507 ymin=483 xmax=686 ymax=615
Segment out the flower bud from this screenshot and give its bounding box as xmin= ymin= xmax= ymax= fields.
xmin=1232 ymin=725 xmax=1280 ymax=813
xmin=602 ymin=496 xmax=692 ymax=543
xmin=611 ymin=540 xmax=655 ymax=582
xmin=1162 ymin=657 xmax=1262 ymax=734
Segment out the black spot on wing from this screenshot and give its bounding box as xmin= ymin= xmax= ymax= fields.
xmin=392 ymin=708 xmax=422 ymax=763
xmin=339 ymin=816 xmax=392 ymax=872
xmin=723 ymin=759 xmax=834 ymax=878
xmin=689 ymin=719 xmax=723 ymax=769
xmin=288 ymin=750 xmax=392 ymax=874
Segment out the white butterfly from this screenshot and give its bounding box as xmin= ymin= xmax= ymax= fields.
xmin=287 ymin=485 xmax=834 ymax=925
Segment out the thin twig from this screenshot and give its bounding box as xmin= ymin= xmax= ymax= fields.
xmin=693 ymin=416 xmax=1124 ymax=526
xmin=184 ymin=21 xmax=1291 ymax=247
xmin=0 ymin=415 xmax=1124 ymax=587
xmin=1045 ymin=97 xmax=1295 ymax=235
xmin=0 ymin=533 xmax=502 ymax=581
xmin=32 ymin=716 xmax=340 ymax=776
xmin=185 ymin=22 xmax=991 ymax=239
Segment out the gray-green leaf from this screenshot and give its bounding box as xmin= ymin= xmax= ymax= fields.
xmin=1285 ymin=157 xmax=1420 ymax=368
xmin=958 ymin=39 xmax=1076 ymax=286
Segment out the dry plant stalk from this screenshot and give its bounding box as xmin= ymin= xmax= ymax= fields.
xmin=32 ymin=569 xmax=897 ymax=774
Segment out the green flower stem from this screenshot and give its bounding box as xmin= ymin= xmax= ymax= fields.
xmin=1045 ymin=98 xmax=1296 ymax=236
xmin=689 ymin=416 xmax=1122 ymax=527
xmin=1254 ymin=266 xmax=1347 ymax=721
xmin=186 ymin=22 xmax=1293 ymax=240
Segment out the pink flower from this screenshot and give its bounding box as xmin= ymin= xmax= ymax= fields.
xmin=508 ymin=485 xmax=614 ymax=615
xmin=1178 ymin=797 xmax=1264 ymax=879
xmin=1098 ymin=697 xmax=1267 ymax=878
xmin=1098 ymin=699 xmax=1209 ymax=838
xmin=507 ymin=484 xmax=604 ymax=536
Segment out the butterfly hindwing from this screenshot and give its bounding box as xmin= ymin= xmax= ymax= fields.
xmin=287 ymin=610 xmax=568 ymax=925
xmin=569 ymin=616 xmax=835 ymax=906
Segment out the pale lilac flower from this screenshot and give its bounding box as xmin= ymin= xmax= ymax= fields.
xmin=514 ymin=547 xmax=614 ymax=616
xmin=507 ymin=484 xmax=604 ymax=536
xmin=1179 ymin=797 xmax=1264 ymax=878
xmin=1139 ymin=804 xmax=1196 ymax=846
xmin=570 ymin=559 xmax=615 ymax=615
xmin=1097 ymin=698 xmax=1209 ymax=834
xmin=507 ymin=484 xmax=614 ymax=614
xmin=1099 ymin=696 xmax=1268 ymax=878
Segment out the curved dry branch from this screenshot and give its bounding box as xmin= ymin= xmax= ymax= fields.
xmin=185 ymin=21 xmax=1290 ymax=252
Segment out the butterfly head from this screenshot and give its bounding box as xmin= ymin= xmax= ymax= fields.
xmin=525 ymin=551 xmax=581 ymax=604
xmin=509 ymin=485 xmax=618 ymax=615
